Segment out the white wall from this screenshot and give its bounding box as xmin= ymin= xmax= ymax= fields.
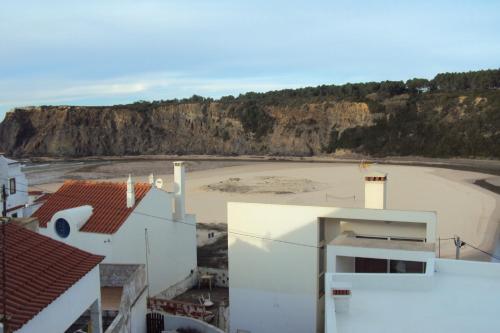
xmin=335 ymin=256 xmax=355 ymax=273
xmin=130 ymin=291 xmax=147 ymax=333
xmin=228 ymin=202 xmax=437 ymax=333
xmin=327 ymin=244 xmax=435 ymax=273
xmin=0 ymin=157 xmax=28 ymax=217
xmin=228 ymin=202 xmax=320 ymax=333
xmin=17 ymin=265 xmax=102 ymax=333
xmin=39 ymin=187 xmax=197 ymax=297
xmin=364 ymin=180 xmax=386 ymax=209
xmin=111 ymin=188 xmax=197 ymax=296
xmin=39 ymin=206 xmax=113 ymax=258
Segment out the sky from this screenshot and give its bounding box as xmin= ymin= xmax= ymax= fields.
xmin=1 ymin=0 xmax=499 ymax=120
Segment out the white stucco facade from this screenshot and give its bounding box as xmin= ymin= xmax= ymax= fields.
xmin=40 ymin=187 xmax=197 ymax=296
xmin=15 ymin=265 xmax=102 ymax=333
xmin=228 ymin=200 xmax=436 ymax=333
xmin=0 ymin=155 xmax=28 ymax=217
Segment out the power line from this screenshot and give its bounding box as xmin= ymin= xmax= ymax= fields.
xmin=6 ymin=177 xmax=499 ymax=254
xmin=3 ymin=180 xmax=322 ymax=249
xmin=441 ymin=236 xmax=500 ymax=261
xmin=464 ymin=242 xmax=500 ymax=261
xmin=228 ymin=229 xmax=320 ymax=249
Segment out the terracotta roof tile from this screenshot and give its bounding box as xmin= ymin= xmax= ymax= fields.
xmin=34 ymin=180 xmax=151 ymax=234
xmin=0 ymin=223 xmax=104 ymax=331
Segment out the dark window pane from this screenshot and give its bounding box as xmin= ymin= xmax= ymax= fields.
xmin=9 ymin=178 xmax=16 ymax=195
xmin=355 ymin=257 xmax=388 ymax=273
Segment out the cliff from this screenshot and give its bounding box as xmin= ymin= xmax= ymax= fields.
xmin=0 ymin=101 xmax=373 ymax=157
xmin=1 ymin=70 xmax=499 ymax=158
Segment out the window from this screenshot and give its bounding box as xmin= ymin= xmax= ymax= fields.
xmin=11 ymin=213 xmax=18 ymax=218
xmin=390 ymin=260 xmax=426 ymax=273
xmin=355 ymin=257 xmax=388 ymax=273
xmin=9 ymin=178 xmax=16 ymax=195
xmin=55 ymin=218 xmax=71 ymax=238
xmin=355 ymin=257 xmax=426 ymax=273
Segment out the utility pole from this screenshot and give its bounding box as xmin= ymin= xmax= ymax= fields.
xmin=1 ymin=184 xmax=6 ymax=217
xmin=1 ymin=185 xmax=10 ymax=332
xmin=454 ymin=236 xmax=465 ymax=260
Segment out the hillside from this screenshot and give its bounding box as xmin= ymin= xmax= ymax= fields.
xmin=1 ymin=69 xmax=499 ymax=158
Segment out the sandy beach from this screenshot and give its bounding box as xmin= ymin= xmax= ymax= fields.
xmin=26 ymin=159 xmax=500 ymax=261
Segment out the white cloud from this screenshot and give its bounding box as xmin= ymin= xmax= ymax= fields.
xmin=0 ymin=71 xmax=307 ymax=118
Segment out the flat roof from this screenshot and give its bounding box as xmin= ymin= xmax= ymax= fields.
xmin=330 ymin=233 xmax=435 ymax=253
xmin=330 ymin=259 xmax=500 ymax=333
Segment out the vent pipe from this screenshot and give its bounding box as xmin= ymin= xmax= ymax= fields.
xmin=173 ymin=161 xmax=185 ymax=221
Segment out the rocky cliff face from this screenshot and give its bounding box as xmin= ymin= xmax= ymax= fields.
xmin=1 ymin=89 xmax=498 ymax=158
xmin=0 ymin=100 xmax=375 ymax=157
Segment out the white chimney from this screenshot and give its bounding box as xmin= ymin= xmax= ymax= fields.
xmin=173 ymin=161 xmax=185 ymax=220
xmin=127 ymin=174 xmax=135 ymax=208
xmin=148 ymin=173 xmax=155 ymax=185
xmin=364 ymin=172 xmax=387 ymax=209
xmin=332 ymin=281 xmax=352 ymax=314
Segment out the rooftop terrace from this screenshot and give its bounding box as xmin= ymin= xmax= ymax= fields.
xmin=327 ymin=259 xmax=500 ymax=333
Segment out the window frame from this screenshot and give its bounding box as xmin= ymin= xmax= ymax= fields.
xmin=9 ymin=178 xmax=16 ymax=195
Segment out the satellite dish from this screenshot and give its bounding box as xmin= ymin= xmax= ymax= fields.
xmin=155 ymin=178 xmax=164 ymax=189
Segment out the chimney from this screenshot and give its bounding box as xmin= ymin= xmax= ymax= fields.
xmin=332 ymin=282 xmax=352 ymax=314
xmin=364 ymin=172 xmax=387 ymax=209
xmin=148 ymin=173 xmax=155 ymax=185
xmin=173 ymin=161 xmax=185 ymax=220
xmin=127 ymin=174 xmax=135 ymax=208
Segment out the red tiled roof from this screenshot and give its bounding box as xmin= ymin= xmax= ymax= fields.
xmin=34 ymin=180 xmax=151 ymax=234
xmin=0 ymin=222 xmax=104 ymax=331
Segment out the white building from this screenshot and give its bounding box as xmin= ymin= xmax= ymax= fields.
xmin=228 ymin=172 xmax=437 ymax=333
xmin=325 ymin=243 xmax=500 ymax=333
xmin=197 ymin=223 xmax=226 ymax=247
xmin=35 ymin=161 xmax=197 ymax=297
xmin=0 ymin=155 xmax=47 ymax=218
xmin=0 ymin=222 xmax=103 ymax=333
xmin=0 ymin=155 xmax=28 ymax=217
